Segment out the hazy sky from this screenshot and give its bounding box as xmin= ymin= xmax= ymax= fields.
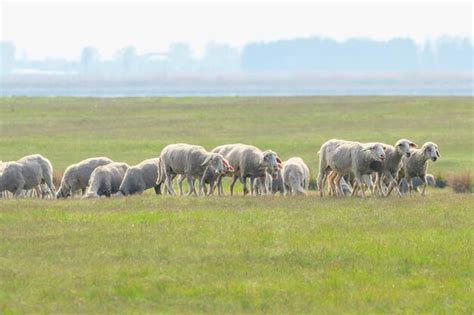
xmin=1 ymin=1 xmax=472 ymax=60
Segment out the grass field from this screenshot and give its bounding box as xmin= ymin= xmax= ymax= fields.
xmin=0 ymin=96 xmax=473 ymax=313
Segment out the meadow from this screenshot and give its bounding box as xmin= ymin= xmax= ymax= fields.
xmin=0 ymin=96 xmax=473 ymax=313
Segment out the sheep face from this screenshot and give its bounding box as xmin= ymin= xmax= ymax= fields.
xmin=203 ymin=153 xmax=226 ymax=175
xmin=366 ymin=144 xmax=386 ymax=162
xmin=261 ymin=150 xmax=281 ymax=177
xmin=423 ymin=142 xmax=440 ymax=162
xmin=56 ymin=186 xmax=71 ymax=199
xmin=396 ymin=139 xmax=418 ymax=157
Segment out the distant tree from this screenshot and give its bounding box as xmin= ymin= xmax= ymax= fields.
xmin=201 ymin=42 xmax=241 ymax=73
xmin=167 ymin=42 xmax=195 ymax=72
xmin=116 ymin=46 xmax=137 ymax=73
xmin=0 ymin=41 xmax=16 ymax=74
xmin=80 ymin=46 xmax=99 ymax=74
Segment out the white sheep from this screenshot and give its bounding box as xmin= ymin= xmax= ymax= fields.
xmin=281 ymin=157 xmax=310 ymax=196
xmin=56 ymin=157 xmax=113 ymax=198
xmin=223 ymin=144 xmax=282 ymax=196
xmin=82 ymin=162 xmax=129 ymax=199
xmin=157 ymin=143 xmax=231 ymax=196
xmin=317 ymin=139 xmax=386 ymax=197
xmin=400 ymin=142 xmax=440 ymax=196
xmin=116 ymin=158 xmax=162 ymax=196
xmin=0 ymin=154 xmax=55 ymax=198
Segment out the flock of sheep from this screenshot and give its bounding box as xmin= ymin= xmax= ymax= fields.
xmin=0 ymin=139 xmax=440 ymax=199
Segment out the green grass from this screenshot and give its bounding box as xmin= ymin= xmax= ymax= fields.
xmin=0 ymin=96 xmax=473 ymax=313
xmin=1 ymin=193 xmax=473 ymax=313
xmin=0 ymin=96 xmax=472 ymax=173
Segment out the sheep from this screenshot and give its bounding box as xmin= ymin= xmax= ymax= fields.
xmin=82 ymin=162 xmax=129 ymax=199
xmin=370 ymin=139 xmax=418 ymax=197
xmin=281 ymin=157 xmax=310 ymax=196
xmin=223 ymin=144 xmax=282 ymax=196
xmin=157 ymin=143 xmax=231 ymax=196
xmin=116 ymin=158 xmax=162 ymax=196
xmin=399 ymin=174 xmax=436 ymax=194
xmin=317 ymin=139 xmax=386 ymax=197
xmin=399 ymin=142 xmax=440 ymax=196
xmin=56 ymin=157 xmax=113 ymax=198
xmin=0 ymin=154 xmax=55 ymax=198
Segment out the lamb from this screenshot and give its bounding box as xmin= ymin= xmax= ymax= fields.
xmin=399 ymin=142 xmax=440 ymax=196
xmin=56 ymin=157 xmax=113 ymax=198
xmin=0 ymin=154 xmax=55 ymax=198
xmin=116 ymin=158 xmax=162 ymax=196
xmin=157 ymin=143 xmax=231 ymax=196
xmin=223 ymin=144 xmax=282 ymax=196
xmin=317 ymin=139 xmax=386 ymax=197
xmin=82 ymin=162 xmax=129 ymax=199
xmin=281 ymin=157 xmax=310 ymax=196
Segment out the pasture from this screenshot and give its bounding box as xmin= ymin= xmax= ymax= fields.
xmin=0 ymin=96 xmax=473 ymax=313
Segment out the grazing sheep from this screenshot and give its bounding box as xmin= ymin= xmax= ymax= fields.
xmin=282 ymin=157 xmax=310 ymax=196
xmin=317 ymin=139 xmax=386 ymax=197
xmin=399 ymin=174 xmax=436 ymax=194
xmin=56 ymin=157 xmax=113 ymax=198
xmin=400 ymin=142 xmax=440 ymax=196
xmin=223 ymin=144 xmax=282 ymax=196
xmin=0 ymin=154 xmax=55 ymax=198
xmin=158 ymin=143 xmax=230 ymax=196
xmin=116 ymin=158 xmax=162 ymax=196
xmin=82 ymin=162 xmax=129 ymax=199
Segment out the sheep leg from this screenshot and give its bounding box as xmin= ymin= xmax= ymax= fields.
xmin=216 ymin=175 xmax=224 ymax=196
xmin=229 ymin=175 xmax=239 ymax=196
xmin=420 ymin=175 xmax=427 ymax=196
xmin=335 ymin=174 xmax=346 ymax=197
xmin=259 ymin=175 xmax=268 ymax=196
xmin=164 ymin=170 xmax=177 ymax=196
xmin=351 ymin=182 xmax=358 ymax=197
xmin=407 ymin=177 xmax=413 ymax=196
xmin=385 ymin=173 xmax=402 ymax=198
xmin=185 ymin=175 xmax=196 ymax=196
xmin=354 ymin=174 xmax=365 ymax=198
xmin=241 ymin=176 xmax=250 ymax=196
xmin=317 ymin=171 xmax=327 ymax=197
xmin=14 ymin=184 xmax=25 ymax=198
xmin=249 ymin=176 xmax=255 ymax=196
xmin=327 ymin=171 xmax=336 ymax=196
xmin=198 ymin=175 xmax=205 ymax=196
xmin=177 ymin=175 xmax=185 ymax=195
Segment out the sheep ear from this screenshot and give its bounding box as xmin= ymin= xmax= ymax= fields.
xmin=383 ymin=146 xmax=387 ymax=150
xmin=276 ymin=157 xmax=282 ymax=164
xmin=436 ymin=150 xmax=440 ymax=157
xmin=201 ymin=155 xmax=212 ymax=166
xmin=409 ymin=142 xmax=418 ymax=148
